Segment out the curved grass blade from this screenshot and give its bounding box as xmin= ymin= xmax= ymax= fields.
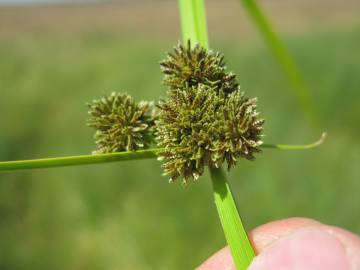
xmin=262 ymin=132 xmax=326 ymax=150
xmin=238 ymin=0 xmax=319 ymax=130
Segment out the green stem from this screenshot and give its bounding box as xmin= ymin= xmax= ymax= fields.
xmin=238 ymin=0 xmax=319 ymax=130
xmin=179 ymin=0 xmax=209 ymax=48
xmin=210 ymin=166 xmax=255 ymax=269
xmin=179 ymin=0 xmax=255 ymax=268
xmin=0 ymin=134 xmax=325 ymax=172
xmin=0 ymin=148 xmax=161 ymax=172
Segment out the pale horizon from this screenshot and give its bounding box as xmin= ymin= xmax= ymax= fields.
xmin=0 ymin=0 xmax=101 ymax=5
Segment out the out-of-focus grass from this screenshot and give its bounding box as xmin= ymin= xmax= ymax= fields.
xmin=0 ymin=8 xmax=360 ymax=270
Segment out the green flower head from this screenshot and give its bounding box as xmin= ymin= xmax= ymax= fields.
xmin=87 ymin=92 xmax=157 ymax=154
xmin=156 ymin=85 xmax=264 ymax=184
xmin=157 ymin=43 xmax=264 ymax=184
xmin=160 ymin=40 xmax=239 ymax=95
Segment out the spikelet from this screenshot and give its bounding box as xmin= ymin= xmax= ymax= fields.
xmin=88 ymin=92 xmax=157 ymax=154
xmin=160 ymin=40 xmax=239 ymax=95
xmin=157 ymin=42 xmax=264 ymax=184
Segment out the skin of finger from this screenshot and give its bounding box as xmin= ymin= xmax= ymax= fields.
xmin=196 ymin=217 xmax=360 ymax=270
xmin=248 ymin=217 xmax=321 ymax=253
xmin=196 ymin=217 xmax=319 ymax=270
xmin=321 ymin=225 xmax=360 ymax=269
xmin=248 ymin=227 xmax=350 ymax=270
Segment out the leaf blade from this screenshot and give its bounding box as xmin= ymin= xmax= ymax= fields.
xmin=210 ymin=166 xmax=255 ymax=269
xmin=0 ymin=148 xmax=161 ymax=172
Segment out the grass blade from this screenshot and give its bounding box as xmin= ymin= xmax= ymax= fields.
xmin=210 ymin=166 xmax=255 ymax=269
xmin=0 ymin=148 xmax=161 ymax=172
xmin=262 ymin=132 xmax=326 ymax=150
xmin=238 ymin=0 xmax=319 ymax=129
xmin=0 ymin=133 xmax=325 ymax=172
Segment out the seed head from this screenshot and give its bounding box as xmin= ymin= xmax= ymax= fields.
xmin=87 ymin=92 xmax=157 ymax=154
xmin=157 ymin=42 xmax=264 ymax=184
xmin=160 ymin=40 xmax=239 ymax=95
xmin=222 ymin=90 xmax=264 ymax=167
xmin=156 ymin=85 xmax=264 ymax=184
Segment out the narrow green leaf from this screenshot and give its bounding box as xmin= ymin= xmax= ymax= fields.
xmin=262 ymin=132 xmax=326 ymax=150
xmin=0 ymin=133 xmax=325 ymax=172
xmin=0 ymin=148 xmax=161 ymax=172
xmin=238 ymin=0 xmax=319 ymax=129
xmin=210 ymin=166 xmax=255 ymax=269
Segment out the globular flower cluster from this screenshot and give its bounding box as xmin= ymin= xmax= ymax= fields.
xmin=156 ymin=42 xmax=264 ymax=184
xmin=160 ymin=40 xmax=239 ymax=95
xmin=87 ymin=42 xmax=264 ymax=184
xmin=87 ymin=92 xmax=157 ymax=154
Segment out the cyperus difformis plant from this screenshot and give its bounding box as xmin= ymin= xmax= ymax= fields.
xmin=157 ymin=42 xmax=264 ymax=184
xmin=0 ymin=52 xmax=326 ymax=270
xmin=87 ymin=92 xmax=157 ymax=154
xmin=0 ymin=1 xmax=326 ymax=269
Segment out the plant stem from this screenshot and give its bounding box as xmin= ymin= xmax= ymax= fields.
xmin=210 ymin=166 xmax=255 ymax=269
xmin=238 ymin=0 xmax=319 ymax=130
xmin=0 ymin=148 xmax=161 ymax=172
xmin=207 ymin=134 xmax=326 ymax=270
xmin=179 ymin=0 xmax=209 ymax=48
xmin=0 ymin=133 xmax=325 ymax=172
xmin=179 ymin=0 xmax=255 ymax=268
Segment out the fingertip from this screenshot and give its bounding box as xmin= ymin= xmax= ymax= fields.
xmin=196 ymin=246 xmax=235 ymax=270
xmin=196 ymin=218 xmax=360 ymax=270
xmin=322 ymin=225 xmax=360 ymax=269
xmin=248 ymin=227 xmax=350 ymax=270
xmin=249 ymin=217 xmax=321 ymax=252
xmin=196 ymin=217 xmax=322 ymax=270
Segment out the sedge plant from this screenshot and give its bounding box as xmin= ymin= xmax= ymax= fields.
xmin=0 ymin=0 xmax=326 ymax=269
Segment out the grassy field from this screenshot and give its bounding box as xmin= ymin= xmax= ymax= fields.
xmin=0 ymin=2 xmax=360 ymax=270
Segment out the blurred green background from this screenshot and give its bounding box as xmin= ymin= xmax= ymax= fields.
xmin=0 ymin=0 xmax=360 ymax=269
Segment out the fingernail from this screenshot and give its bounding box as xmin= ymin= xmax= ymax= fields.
xmin=248 ymin=227 xmax=350 ymax=270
